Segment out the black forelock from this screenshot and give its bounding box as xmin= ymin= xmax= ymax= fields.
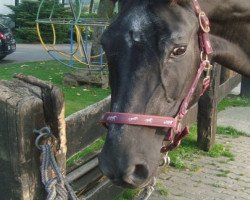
xmin=110 ymin=0 xmax=191 ymax=6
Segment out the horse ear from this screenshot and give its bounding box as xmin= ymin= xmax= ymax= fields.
xmin=210 ymin=35 xmax=250 ymax=77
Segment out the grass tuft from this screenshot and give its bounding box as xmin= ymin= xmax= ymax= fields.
xmin=156 ymin=181 xmax=169 ymax=196
xmin=116 ymin=189 xmax=140 ymax=200
xmin=217 ymin=126 xmax=248 ymax=138
xmin=168 ymin=125 xmax=236 ymax=169
xmin=66 ymin=136 xmax=105 ymax=167
xmin=168 ymin=125 xmax=202 ymax=169
xmin=218 ymin=96 xmax=250 ymax=111
xmin=216 ymin=169 xmax=231 ymax=177
xmin=208 ymin=144 xmax=234 ymax=160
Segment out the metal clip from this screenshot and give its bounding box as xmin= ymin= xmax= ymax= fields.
xmin=204 ymin=62 xmax=213 ymax=79
xmin=159 ymin=152 xmax=171 ymax=166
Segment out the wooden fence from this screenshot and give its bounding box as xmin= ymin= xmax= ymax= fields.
xmin=0 ymin=65 xmax=246 ymax=199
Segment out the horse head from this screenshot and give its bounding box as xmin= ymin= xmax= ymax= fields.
xmin=98 ymin=0 xmax=250 ymax=189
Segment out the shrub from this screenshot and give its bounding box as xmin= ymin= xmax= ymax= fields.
xmin=6 ymin=0 xmax=72 ymax=43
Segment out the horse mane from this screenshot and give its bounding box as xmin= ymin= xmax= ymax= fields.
xmin=111 ymin=0 xmax=191 ymax=6
xmin=170 ymin=0 xmax=192 ymax=6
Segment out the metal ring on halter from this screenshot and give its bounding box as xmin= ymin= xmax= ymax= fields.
xmin=198 ymin=12 xmax=210 ymax=33
xmin=200 ymin=51 xmax=209 ymax=62
xmin=159 ymin=153 xmax=171 ymax=166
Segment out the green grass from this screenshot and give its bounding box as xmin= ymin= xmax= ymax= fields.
xmin=218 ymin=96 xmax=250 ymax=111
xmin=115 ymin=189 xmax=140 ymax=200
xmin=168 ymin=125 xmax=235 ymax=169
xmin=216 ymin=169 xmax=231 ymax=177
xmin=0 ymin=61 xmax=110 ymax=116
xmin=217 ymin=126 xmax=249 ymax=138
xmin=208 ymin=143 xmax=234 ymax=160
xmin=156 ymin=181 xmax=169 ymax=196
xmin=168 ymin=125 xmax=203 ymax=169
xmin=66 ymin=136 xmax=105 ymax=167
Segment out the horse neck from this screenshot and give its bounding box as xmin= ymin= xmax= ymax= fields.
xmin=199 ymin=0 xmax=250 ymax=21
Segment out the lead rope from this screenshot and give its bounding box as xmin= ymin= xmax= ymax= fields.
xmin=135 ymin=178 xmax=156 ymax=200
xmin=35 ymin=127 xmax=80 ymax=200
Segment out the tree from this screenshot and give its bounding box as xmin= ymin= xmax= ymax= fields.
xmin=15 ymin=0 xmax=19 ymax=6
xmin=97 ymin=0 xmax=116 ymax=18
xmin=89 ymin=0 xmax=94 ymax=13
xmin=90 ymin=0 xmax=116 ymax=63
xmin=6 ymin=0 xmax=71 ymax=43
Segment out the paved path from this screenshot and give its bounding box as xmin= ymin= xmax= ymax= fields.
xmin=149 ymin=90 xmax=250 ymax=199
xmin=217 ymin=107 xmax=250 ymax=134
xmin=0 ymin=44 xmax=51 ymax=65
xmin=0 ymin=43 xmax=91 ymax=65
xmin=150 ymin=135 xmax=250 ymax=200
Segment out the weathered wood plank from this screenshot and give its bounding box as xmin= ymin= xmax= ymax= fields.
xmin=0 ymin=80 xmax=46 ymax=199
xmin=83 ymin=179 xmax=123 ymax=200
xmin=218 ymin=74 xmax=241 ymax=102
xmin=0 ymin=76 xmax=67 ymax=199
xmin=241 ymin=76 xmax=250 ymax=97
xmin=197 ymin=65 xmax=221 ymax=151
xmin=67 ymin=157 xmax=99 ymax=183
xmin=220 ymin=67 xmax=235 ymax=84
xmin=65 ymin=96 xmax=110 ymax=158
xmin=183 ymin=103 xmax=198 ymax=127
xmin=15 ymin=74 xmax=67 ymax=174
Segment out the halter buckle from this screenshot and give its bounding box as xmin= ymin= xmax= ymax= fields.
xmin=200 ymin=51 xmax=209 ymax=62
xmin=198 ymin=12 xmax=210 ymax=33
xmin=174 ymin=114 xmax=183 ymax=134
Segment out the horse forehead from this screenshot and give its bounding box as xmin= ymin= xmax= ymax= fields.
xmin=123 ymin=6 xmax=152 ymax=31
xmin=120 ymin=5 xmax=194 ymax=34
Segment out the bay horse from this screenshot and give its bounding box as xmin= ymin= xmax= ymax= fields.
xmin=98 ymin=0 xmax=250 ymax=189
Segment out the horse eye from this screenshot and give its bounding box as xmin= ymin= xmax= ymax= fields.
xmin=170 ymin=46 xmax=187 ymax=57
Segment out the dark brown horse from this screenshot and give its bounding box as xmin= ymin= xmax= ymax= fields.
xmin=98 ymin=0 xmax=250 ymax=189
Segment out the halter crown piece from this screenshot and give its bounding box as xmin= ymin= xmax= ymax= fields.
xmin=100 ymin=0 xmax=213 ymax=153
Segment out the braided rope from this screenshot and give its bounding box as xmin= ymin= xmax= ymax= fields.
xmin=35 ymin=127 xmax=80 ymax=200
xmin=135 ymin=177 xmax=156 ymax=200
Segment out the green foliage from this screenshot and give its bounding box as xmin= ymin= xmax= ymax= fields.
xmin=6 ymin=0 xmax=72 ymax=43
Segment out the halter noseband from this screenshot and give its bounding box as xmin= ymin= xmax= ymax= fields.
xmin=100 ymin=0 xmax=213 ymax=153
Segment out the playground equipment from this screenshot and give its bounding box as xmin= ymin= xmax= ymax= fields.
xmin=36 ymin=0 xmax=109 ymax=71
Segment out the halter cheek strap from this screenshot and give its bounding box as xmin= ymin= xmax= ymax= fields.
xmin=100 ymin=0 xmax=213 ymax=153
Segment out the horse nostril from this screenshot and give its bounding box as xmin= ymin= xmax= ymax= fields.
xmin=122 ymin=164 xmax=149 ymax=187
xmin=133 ymin=164 xmax=149 ymax=180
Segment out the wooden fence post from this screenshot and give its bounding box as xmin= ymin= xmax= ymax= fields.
xmin=241 ymin=76 xmax=250 ymax=97
xmin=197 ymin=64 xmax=221 ymax=151
xmin=0 ymin=75 xmax=66 ymax=199
xmin=220 ymin=67 xmax=232 ymax=84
